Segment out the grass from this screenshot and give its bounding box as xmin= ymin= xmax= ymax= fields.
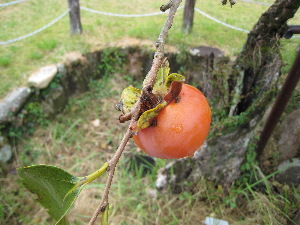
xmin=0 ymin=0 xmax=299 ymax=98
xmin=1 ymin=72 xmax=299 ymax=224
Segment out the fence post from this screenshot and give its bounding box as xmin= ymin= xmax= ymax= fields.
xmin=182 ymin=0 xmax=196 ymax=34
xmin=68 ymin=0 xmax=82 ymax=34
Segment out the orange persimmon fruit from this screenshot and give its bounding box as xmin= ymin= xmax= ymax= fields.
xmin=133 ymin=84 xmax=211 ymax=159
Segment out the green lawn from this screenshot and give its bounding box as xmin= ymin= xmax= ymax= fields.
xmin=0 ymin=0 xmax=299 ymax=98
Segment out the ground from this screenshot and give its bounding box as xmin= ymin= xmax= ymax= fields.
xmin=1 ymin=70 xmax=299 ymax=224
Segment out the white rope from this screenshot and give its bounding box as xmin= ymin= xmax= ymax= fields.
xmin=194 ymin=8 xmax=300 ymax=38
xmin=0 ymin=0 xmax=28 ymax=7
xmin=80 ymin=6 xmax=167 ymax=17
xmin=194 ymin=8 xmax=250 ymax=33
xmin=0 ymin=5 xmax=298 ymax=45
xmin=239 ymin=0 xmax=272 ymax=6
xmin=0 ymin=10 xmax=69 ymax=45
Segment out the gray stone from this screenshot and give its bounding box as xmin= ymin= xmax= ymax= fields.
xmin=276 ymin=158 xmax=300 ymax=185
xmin=60 ymin=52 xmax=91 ymax=96
xmin=125 ymin=50 xmax=144 ymax=80
xmin=63 ymin=52 xmax=87 ymax=65
xmin=0 ymin=87 xmax=32 ymax=123
xmin=57 ymin=63 xmax=67 ymax=77
xmin=28 ymin=64 xmax=58 ymax=89
xmin=41 ymin=85 xmax=68 ymax=116
xmin=189 ymin=46 xmax=225 ymax=57
xmin=0 ymin=136 xmax=12 ymax=163
xmin=277 ymin=109 xmax=300 ymax=162
xmin=156 ymin=173 xmax=168 ymax=190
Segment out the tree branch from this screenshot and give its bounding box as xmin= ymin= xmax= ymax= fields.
xmin=88 ymin=126 xmax=133 ymax=225
xmin=143 ymin=0 xmax=182 ymax=90
xmin=88 ymin=0 xmax=182 ymax=224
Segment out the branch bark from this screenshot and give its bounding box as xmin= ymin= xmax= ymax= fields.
xmin=88 ymin=0 xmax=182 ymax=224
xmin=88 ymin=127 xmax=133 ymax=225
xmin=228 ymin=0 xmax=300 ymax=115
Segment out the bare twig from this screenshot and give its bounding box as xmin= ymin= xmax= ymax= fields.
xmin=221 ymin=0 xmax=236 ymax=7
xmin=88 ymin=126 xmax=133 ymax=225
xmin=230 ymin=0 xmax=236 ymax=7
xmin=160 ymin=0 xmax=173 ymax=12
xmin=88 ymin=0 xmax=182 ymax=224
xmin=143 ymin=0 xmax=182 ymax=90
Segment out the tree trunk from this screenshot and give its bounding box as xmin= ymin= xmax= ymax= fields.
xmin=182 ymin=0 xmax=196 ymax=34
xmin=68 ymin=0 xmax=82 ymax=35
xmin=229 ymin=0 xmax=300 ymax=115
xmin=156 ymin=0 xmax=300 ymax=190
xmin=256 ymin=48 xmax=300 ymax=158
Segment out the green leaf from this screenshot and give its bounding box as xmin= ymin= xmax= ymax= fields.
xmin=136 ymin=103 xmax=166 ymax=131
xmin=117 ymin=87 xmax=141 ymax=114
xmin=117 ymin=59 xmax=186 ymax=131
xmin=153 ymin=60 xmax=170 ymax=95
xmin=165 ymin=73 xmax=185 ymax=88
xmin=18 ymin=165 xmax=82 ymax=225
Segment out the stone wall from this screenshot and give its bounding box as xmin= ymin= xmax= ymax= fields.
xmin=0 ymin=45 xmax=227 ymax=164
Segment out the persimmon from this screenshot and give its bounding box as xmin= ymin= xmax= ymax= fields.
xmin=133 ymin=84 xmax=211 ymax=159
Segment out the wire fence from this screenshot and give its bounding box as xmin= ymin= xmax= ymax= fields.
xmin=80 ymin=6 xmax=166 ymax=17
xmin=0 ymin=10 xmax=69 ymax=45
xmin=194 ymin=8 xmax=250 ymax=33
xmin=0 ymin=0 xmax=28 ymax=7
xmin=0 ymin=3 xmax=299 ymax=45
xmin=0 ymin=0 xmax=273 ymax=8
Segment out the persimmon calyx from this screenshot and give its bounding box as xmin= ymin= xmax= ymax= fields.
xmin=116 ymin=59 xmax=185 ymax=131
xmin=115 ymin=87 xmax=141 ymax=114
